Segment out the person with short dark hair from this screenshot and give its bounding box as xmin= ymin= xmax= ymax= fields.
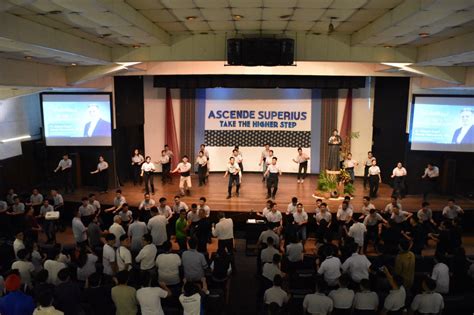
xmin=381 ymin=267 xmax=406 ymax=314
xmin=171 ymin=156 xmax=192 ymax=196
xmin=195 ymin=150 xmax=208 ymax=186
xmin=212 ymin=212 xmax=234 ymax=255
xmin=368 ymin=159 xmax=381 ymax=198
xmin=316 ymin=246 xmax=341 ymax=287
xmin=261 ymin=237 xmax=280 ymax=265
xmin=116 ymin=235 xmax=132 ymax=272
xmin=353 ymin=279 xmax=379 ymax=313
xmin=394 ymin=239 xmax=415 ymax=289
xmin=328 ymin=274 xmax=354 ymax=312
xmin=391 ymin=162 xmax=407 ymax=199
xmin=54 ymin=154 xmax=74 ymax=194
xmin=158 ymin=149 xmax=172 ymax=184
xmin=111 ymin=271 xmax=137 ymax=315
xmin=410 ymin=277 xmax=444 ymax=315
xmin=262 ymin=254 xmax=283 ymax=282
xmin=194 ymin=208 xmax=211 ymax=255
xmin=341 ymin=243 xmax=371 ymax=283
xmin=141 ymin=156 xmax=156 ymax=195
xmin=128 ymin=212 xmax=148 ymax=255
xmin=264 ymin=157 xmax=282 ymax=200
xmin=72 ymin=209 xmax=88 ymax=246
xmin=259 ymin=144 xmax=272 ymax=181
xmin=34 ymin=289 xmax=63 ymax=315
xmin=136 ymin=272 xmax=171 ymax=315
xmin=182 ymin=238 xmax=209 ymax=293
xmin=224 ymin=156 xmax=241 ymax=199
xmin=179 ymin=282 xmax=202 ymax=315
xmin=54 ymin=268 xmax=81 ymax=315
xmin=103 ymin=234 xmax=117 ymax=276
xmin=175 ymin=209 xmax=189 ymax=251
xmin=82 ymin=272 xmax=115 ymax=315
xmin=155 ymin=241 xmax=181 ymax=286
xmin=135 ymin=233 xmax=157 ymax=277
xmin=263 ymin=274 xmax=289 ymax=307
xmin=421 ymin=163 xmax=439 ymax=202
xmin=431 ymin=252 xmax=449 ymax=294
xmin=292 ymin=147 xmax=310 ymax=183
xmin=442 ymin=198 xmax=464 ymax=220
xmin=303 ymin=277 xmax=333 ymax=315
xmin=90 ymin=156 xmax=109 ymax=193
xmin=11 ymin=248 xmax=35 ymax=289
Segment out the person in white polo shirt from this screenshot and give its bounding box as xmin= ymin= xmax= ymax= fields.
xmin=72 ymin=210 xmax=88 ymax=246
xmin=317 ymin=246 xmax=341 ymax=287
xmin=171 ymin=155 xmax=192 ymax=196
xmin=116 ymin=235 xmax=132 ymax=272
xmin=212 ymin=212 xmax=234 ymax=254
xmin=263 ymin=274 xmax=289 ymax=308
xmin=135 ymin=234 xmax=158 ymax=276
xmin=303 ymin=277 xmax=333 ymax=315
xmin=264 ymin=157 xmax=282 ymax=200
xmin=102 ymin=234 xmax=117 ymax=276
xmin=442 ymin=198 xmax=464 ymax=220
xmin=293 ymin=203 xmax=308 ymax=248
xmin=381 ymin=266 xmax=406 ymax=314
xmin=353 ymin=279 xmax=379 ymax=313
xmin=410 ymin=277 xmax=444 ymax=315
xmin=292 ymin=147 xmax=310 ymax=183
xmin=141 ymin=156 xmax=156 ymax=195
xmin=328 ymin=275 xmax=355 ymax=312
xmin=223 ymin=156 xmax=240 ymax=199
xmin=348 ymin=217 xmax=367 ymax=252
xmin=391 ymin=162 xmax=407 ymax=199
xmin=341 ymin=243 xmax=371 ymax=283
xmin=421 ymin=162 xmax=439 ymax=202
xmin=368 ymin=159 xmax=381 ymax=198
xmin=431 ymin=252 xmax=450 ymax=294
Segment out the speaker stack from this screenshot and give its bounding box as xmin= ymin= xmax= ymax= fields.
xmin=227 ymin=38 xmax=295 ymax=66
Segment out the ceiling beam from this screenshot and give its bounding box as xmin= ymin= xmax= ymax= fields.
xmin=416 ymin=32 xmax=474 ymax=66
xmin=0 ymin=57 xmax=66 ymax=87
xmin=403 ymin=66 xmax=466 ymax=84
xmin=0 ymin=12 xmax=112 ymax=64
xmin=66 ymin=64 xmax=129 ymax=85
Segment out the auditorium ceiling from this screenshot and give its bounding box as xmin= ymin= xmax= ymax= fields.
xmin=0 ymin=0 xmax=473 ymax=91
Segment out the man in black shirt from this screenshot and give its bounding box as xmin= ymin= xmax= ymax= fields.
xmin=82 ymin=272 xmax=115 ymax=315
xmin=193 ymin=208 xmax=211 ymax=258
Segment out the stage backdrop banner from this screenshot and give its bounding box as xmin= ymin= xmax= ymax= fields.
xmin=204 ymin=88 xmax=312 ymax=172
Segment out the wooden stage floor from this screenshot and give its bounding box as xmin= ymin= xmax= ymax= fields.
xmin=65 ymin=173 xmax=474 ymax=213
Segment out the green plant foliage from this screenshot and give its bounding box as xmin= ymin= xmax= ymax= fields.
xmin=317 ymin=171 xmax=337 ymax=192
xmin=344 ymin=182 xmax=355 ymax=195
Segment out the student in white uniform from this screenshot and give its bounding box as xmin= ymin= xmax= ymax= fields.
xmin=303 ymin=277 xmax=333 ymax=315
xmin=90 ymin=155 xmax=109 ymax=193
xmin=431 ymin=253 xmax=450 ymax=294
xmin=410 ymin=277 xmax=444 ymax=315
xmin=363 ymin=151 xmax=375 ymax=190
xmin=172 ymin=156 xmax=192 ymax=196
xmin=232 ymin=148 xmax=244 ymax=182
xmin=53 ymin=154 xmax=74 ymax=193
xmin=328 ymin=275 xmax=355 ymax=313
xmin=421 ymin=162 xmax=439 ymax=202
xmin=368 ymin=159 xmax=381 ymax=198
xmin=359 ymin=196 xmax=375 ymax=219
xmin=391 ymin=162 xmax=407 ymax=199
xmin=381 ymin=267 xmax=406 ymax=314
xmin=316 ymin=246 xmax=341 ymax=287
xmin=141 ymin=156 xmax=156 ymax=195
xmin=131 ymin=149 xmax=144 ymax=186
xmin=442 ymin=198 xmax=464 ymax=220
xmin=292 ymin=147 xmax=310 ymax=183
xmin=195 ymin=151 xmax=208 ymax=186
xmin=343 ymin=152 xmax=358 ymax=183
xmin=156 ymin=150 xmax=172 ymax=184
xmin=348 ymin=217 xmax=367 ymax=252
xmin=223 ymin=156 xmax=241 ymax=199
xmin=353 ymin=279 xmax=379 ymax=313
xmin=259 ymin=144 xmax=271 ymax=182
xmin=264 ymin=157 xmax=282 ymax=200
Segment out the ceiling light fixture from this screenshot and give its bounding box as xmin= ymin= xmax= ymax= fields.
xmin=185 ymin=16 xmax=197 ymax=21
xmin=48 ymin=10 xmax=62 ymax=15
xmin=419 ymin=32 xmax=430 ymax=37
xmin=280 ymin=14 xmax=291 ymax=19
xmin=232 ymin=14 xmax=243 ymax=20
xmin=132 ymin=45 xmax=140 ymax=49
xmin=384 ymin=45 xmax=392 ymax=48
xmin=71 ymin=63 xmax=77 ymax=66
xmin=328 ymin=17 xmax=336 ymax=34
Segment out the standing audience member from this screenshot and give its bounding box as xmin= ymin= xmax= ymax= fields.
xmin=34 ymin=290 xmax=64 ymax=315
xmin=0 ymin=274 xmax=35 ymax=315
xmin=54 ymin=268 xmax=81 ymax=315
xmin=155 ymin=241 xmax=181 ymax=287
xmin=341 ymin=243 xmax=371 ymax=284
xmin=135 ymin=234 xmax=158 ymax=278
xmin=147 ymin=208 xmax=168 ymax=247
xmin=263 ymin=275 xmax=289 ymax=308
xmin=116 ymin=235 xmax=132 ymax=272
xmin=111 ymin=270 xmax=137 ymax=315
xmin=136 ymin=272 xmax=171 ymax=315
xmin=394 ymin=239 xmax=415 ymax=289
xmin=182 ymin=238 xmax=209 ymax=294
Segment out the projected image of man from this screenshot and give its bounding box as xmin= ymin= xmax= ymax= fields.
xmin=451 ymin=108 xmax=473 ymax=144
xmin=83 ymin=104 xmax=111 ymax=137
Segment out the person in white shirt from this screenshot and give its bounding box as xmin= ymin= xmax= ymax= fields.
xmin=343 ymin=152 xmax=358 ymax=183
xmin=328 ymin=275 xmax=355 ymax=311
xmin=259 ymin=143 xmax=272 ymax=182
xmin=136 ymin=234 xmax=158 ymax=273
xmin=442 ymin=198 xmax=464 ymax=220
xmin=232 ymin=148 xmax=244 ymax=182
xmin=156 ymin=241 xmax=181 ymax=286
xmin=38 ymin=199 xmax=55 ymax=243
xmin=78 ymin=196 xmax=96 ymax=226
xmin=156 ymin=197 xmax=172 ymax=219
xmin=212 ymin=212 xmax=234 ymax=254
xmin=264 ymin=203 xmax=283 ymax=229
xmin=136 ymin=272 xmax=171 ymax=315
xmin=315 ymin=203 xmax=332 ymax=243
xmin=417 ymin=201 xmax=437 ymax=231
xmin=421 ymin=162 xmax=439 ymax=201
xmin=138 ymin=193 xmax=155 ymax=222
xmin=171 ymin=155 xmax=192 ymax=196
xmin=363 ymin=209 xmax=387 ymax=253
xmin=336 ymin=200 xmax=353 ymax=237
xmin=76 ymin=248 xmax=98 ymax=282
xmin=368 ymin=159 xmax=381 ymax=198
xmin=293 ymin=203 xmax=308 ymax=247
xmin=128 ymin=212 xmax=148 ymax=255
xmin=286 ymin=197 xmax=298 ymax=215
xmin=195 ymin=150 xmax=208 ymax=186
xmin=431 ymin=253 xmax=450 ymax=294
xmin=317 ymin=247 xmax=341 ymax=287
xmin=353 ymin=279 xmax=379 ymax=312
xmin=360 ymin=196 xmax=375 ymax=219
xmin=158 ymin=148 xmax=172 ymax=184
xmin=348 ymin=218 xmax=367 ymax=251
xmin=363 ymin=151 xmax=375 ymax=190
xmin=29 ymin=188 xmax=43 ymax=209
xmin=44 ymin=248 xmax=67 ymax=285
xmin=263 ymin=275 xmax=289 ymax=307
xmin=223 ymin=156 xmax=240 ymax=199
xmin=292 ymin=147 xmax=310 ymax=183
xmin=411 ymin=277 xmax=444 ymax=315
xmin=257 ymin=225 xmax=280 ymax=248
xmin=391 ymin=205 xmax=412 ymax=225
xmin=105 ymin=189 xmax=126 ymax=214
xmin=264 ymin=157 xmax=282 ymax=200
xmin=116 ymin=235 xmax=132 ymax=272
xmin=303 ymin=277 xmax=333 ymax=315
xmin=341 ymin=243 xmax=371 ymax=283
xmin=382 ymin=266 xmax=406 ymax=314
xmin=262 ymin=254 xmax=283 ymax=282
xmin=198 ymin=197 xmax=210 ymax=218
xmin=53 ymin=154 xmax=73 ymax=193
xmin=147 ymin=208 xmax=168 ymax=246
xmin=109 ymin=215 xmax=126 ymax=248
xmin=13 ymin=231 xmax=25 ymax=259
xmin=131 ymin=148 xmax=145 ymax=186
xmin=102 ymin=234 xmax=117 ymax=276
xmin=260 ymin=237 xmax=280 ymax=265
xmin=179 ymin=282 xmax=202 ymax=315
xmin=384 ymin=196 xmax=403 ymax=216
xmin=90 ymin=155 xmax=109 ymax=193
xmin=141 ymin=156 xmax=156 ymax=195
xmin=285 ymin=236 xmax=303 ymax=263
xmin=11 ymin=249 xmax=35 ymax=288
xmin=391 ymin=162 xmax=407 ymax=199
xmin=72 ymin=210 xmax=88 ymax=245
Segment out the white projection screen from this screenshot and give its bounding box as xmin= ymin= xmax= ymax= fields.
xmin=410 ymin=95 xmax=474 ymax=152
xmin=41 ymin=93 xmax=113 ymax=146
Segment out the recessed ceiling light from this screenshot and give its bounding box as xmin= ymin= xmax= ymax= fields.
xmin=200 ymin=32 xmax=208 ymax=35
xmin=232 ymin=14 xmax=243 ymax=20
xmin=312 ymin=32 xmax=321 ymax=35
xmin=71 ymin=63 xmax=77 ymax=66
xmin=132 ymin=44 xmax=140 ymax=49
xmin=48 ymin=10 xmax=62 ymax=15
xmin=384 ymin=45 xmax=392 ymax=48
xmin=24 ymin=56 xmax=32 ymax=60
xmin=419 ymin=32 xmax=430 ymax=37
xmin=185 ymin=16 xmax=197 ymax=21
xmin=280 ymin=14 xmax=291 ymax=19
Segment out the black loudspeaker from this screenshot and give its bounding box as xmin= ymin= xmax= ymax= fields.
xmin=227 ymin=39 xmax=242 ymax=65
xmin=280 ymin=38 xmax=295 ymax=65
xmin=260 ymin=38 xmax=281 ymax=66
xmin=242 ymin=38 xmax=261 ymax=66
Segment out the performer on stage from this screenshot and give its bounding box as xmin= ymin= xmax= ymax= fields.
xmin=368 ymin=159 xmax=381 ymax=198
xmin=232 ymin=148 xmax=243 ymax=182
xmin=131 ymin=149 xmax=144 ymax=186
xmin=292 ymin=147 xmax=310 ymax=183
xmin=90 ymin=155 xmax=109 ymax=193
xmin=171 ymin=156 xmax=192 ymax=196
xmin=195 ymin=151 xmax=208 ymax=186
xmin=164 ymin=144 xmax=174 ymax=161
xmin=224 ymin=156 xmax=241 ymax=199
xmin=259 ymin=143 xmax=271 ymax=182
xmin=157 ymin=150 xmax=172 ymax=184
xmin=421 ymin=163 xmax=439 ymax=202
xmin=343 ymin=152 xmax=358 ymax=183
xmin=141 ymin=156 xmax=156 ymax=195
xmin=327 ymin=129 xmax=342 ymax=171
xmin=363 ymin=151 xmax=375 ymax=190
xmin=391 ymin=162 xmax=407 ymax=199
xmin=264 ymin=157 xmax=282 ymax=200
xmin=199 ymin=144 xmax=210 ymax=179
xmin=54 ymin=154 xmax=73 ymax=194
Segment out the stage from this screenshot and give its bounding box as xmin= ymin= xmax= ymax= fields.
xmin=64 ymin=173 xmax=474 ymax=213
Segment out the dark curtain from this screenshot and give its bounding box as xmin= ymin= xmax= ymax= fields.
xmin=180 ymin=89 xmax=196 ymax=162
